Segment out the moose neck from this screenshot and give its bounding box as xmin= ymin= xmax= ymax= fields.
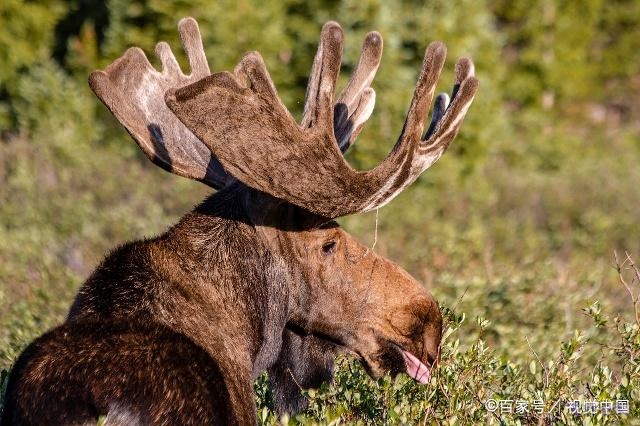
xmin=240 ymin=190 xmax=350 ymax=349
xmin=166 ymin=183 xmax=302 ymax=377
xmin=71 ymin=183 xmax=320 ymax=380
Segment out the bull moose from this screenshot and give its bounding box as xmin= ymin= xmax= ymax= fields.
xmin=1 ymin=17 xmax=477 ymax=425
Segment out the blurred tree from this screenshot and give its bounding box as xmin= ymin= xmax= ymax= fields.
xmin=0 ymin=0 xmax=65 ymax=128
xmin=594 ymin=0 xmax=640 ymax=122
xmin=491 ymin=0 xmax=640 ymax=115
xmin=487 ymin=0 xmax=640 ymax=172
xmin=53 ymin=0 xmax=507 ymax=173
xmin=52 ymin=0 xmax=109 ymax=69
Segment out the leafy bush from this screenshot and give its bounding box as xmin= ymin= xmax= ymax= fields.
xmin=253 ymin=254 xmax=640 ymax=424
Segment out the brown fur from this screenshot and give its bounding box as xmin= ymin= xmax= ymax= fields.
xmin=1 ymin=18 xmax=477 ymax=425
xmin=267 ymin=331 xmax=340 ymax=415
xmin=2 ymin=321 xmax=232 ymax=425
xmin=2 ymin=184 xmax=442 ymax=424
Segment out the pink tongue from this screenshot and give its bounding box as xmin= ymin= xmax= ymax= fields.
xmin=402 ymin=350 xmax=431 ymax=384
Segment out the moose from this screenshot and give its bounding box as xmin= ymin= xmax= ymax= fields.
xmin=1 ymin=17 xmax=477 ymax=425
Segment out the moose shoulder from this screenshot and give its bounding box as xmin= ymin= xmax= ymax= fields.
xmin=1 ymin=18 xmax=477 ymax=425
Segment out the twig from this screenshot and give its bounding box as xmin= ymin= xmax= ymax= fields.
xmin=362 ymin=208 xmax=380 ymax=258
xmin=452 ymin=287 xmax=469 ymax=312
xmin=525 ymin=336 xmax=549 ymax=389
xmin=371 ymin=208 xmax=379 ymax=252
xmin=287 ymin=368 xmax=304 ymax=393
xmin=463 ymin=382 xmax=501 ymax=423
xmin=421 ymin=406 xmax=433 ymax=426
xmin=627 ymin=251 xmax=640 ymax=283
xmin=614 ymin=251 xmax=639 ymax=325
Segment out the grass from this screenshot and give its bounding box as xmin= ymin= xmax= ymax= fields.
xmin=1 ymin=118 xmax=639 ymax=424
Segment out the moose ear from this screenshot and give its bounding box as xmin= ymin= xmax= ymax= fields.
xmin=88 ymin=17 xmax=231 ymax=189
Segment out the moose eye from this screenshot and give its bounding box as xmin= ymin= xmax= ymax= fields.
xmin=321 ymin=240 xmax=337 ymax=255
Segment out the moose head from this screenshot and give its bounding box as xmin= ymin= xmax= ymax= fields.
xmin=2 ymin=18 xmax=477 ymax=424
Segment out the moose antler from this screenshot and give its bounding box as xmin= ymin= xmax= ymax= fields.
xmin=89 ymin=18 xmax=381 ymax=189
xmin=166 ymin=22 xmax=478 ymax=218
xmin=89 ymin=18 xmax=229 ymax=188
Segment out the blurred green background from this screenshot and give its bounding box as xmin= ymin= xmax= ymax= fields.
xmin=1 ymin=0 xmax=639 ymax=423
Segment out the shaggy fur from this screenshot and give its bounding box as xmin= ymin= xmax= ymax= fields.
xmin=2 ymin=184 xmax=443 ymax=424
xmin=2 ymin=321 xmax=232 ymax=425
xmin=268 ymin=329 xmax=341 ymax=415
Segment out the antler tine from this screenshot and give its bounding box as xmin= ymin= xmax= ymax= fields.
xmin=399 ymin=42 xmax=447 ymax=147
xmin=89 ymin=17 xmax=229 ymax=189
xmin=232 ymin=51 xmax=301 ymax=128
xmin=300 ymin=29 xmax=324 ymax=130
xmin=359 ymin=49 xmax=478 ymax=212
xmin=155 ymin=41 xmax=182 ymax=75
xmin=234 ymin=53 xmax=281 ymax=102
xmin=301 ymin=22 xmax=344 ymax=136
xmin=336 ymin=32 xmax=383 ymax=112
xmin=303 ymin=26 xmax=383 ymax=152
xmin=424 ymin=93 xmax=450 ymax=140
xmin=334 ymin=31 xmax=383 ymax=151
xmin=178 ymin=17 xmax=211 ymax=79
xmin=421 ymin=57 xmax=478 ymax=152
xmin=337 ymin=87 xmax=376 ymax=151
xmin=166 ymin=22 xmax=478 ymax=219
